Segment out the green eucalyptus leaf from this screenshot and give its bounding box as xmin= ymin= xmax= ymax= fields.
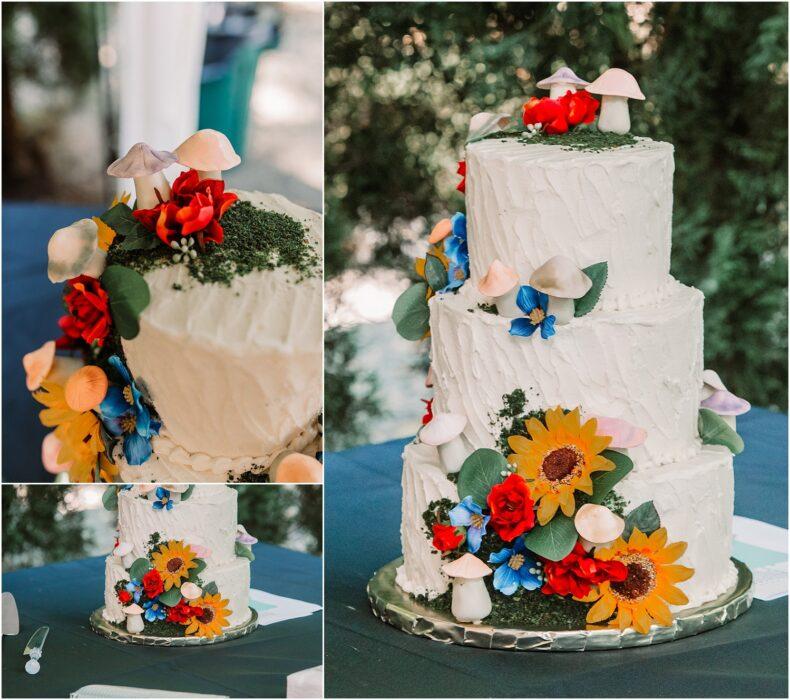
xmin=574 ymin=261 xmax=608 ymax=317
xmin=100 ymin=203 xmax=159 ymax=251
xmin=101 ymin=265 xmax=151 ymax=340
xmin=424 ymin=254 xmax=448 ymax=293
xmin=698 ymin=408 xmax=744 ymax=454
xmin=522 ymin=514 xmax=577 ymax=561
xmin=203 ymin=581 xmax=219 ymax=596
xmin=622 ymin=501 xmax=661 ymax=541
xmin=102 ymin=486 xmax=118 ymax=511
xmin=191 ymin=558 xmax=207 ymax=576
xmin=456 ymin=449 xmax=508 ymax=505
xmin=235 ymin=542 xmax=255 ymax=561
xmin=180 ymin=485 xmax=195 ymax=501
xmin=589 ymin=449 xmax=633 ymax=504
xmin=129 ymin=558 xmax=151 ymax=581
xmin=157 ymin=586 xmax=183 ymax=606
xmin=392 ymin=282 xmax=430 ymax=340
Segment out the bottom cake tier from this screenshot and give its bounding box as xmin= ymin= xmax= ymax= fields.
xmin=396 ymin=440 xmax=736 ymax=612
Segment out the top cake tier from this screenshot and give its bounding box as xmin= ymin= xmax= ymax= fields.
xmin=465 ymin=137 xmax=674 ymax=311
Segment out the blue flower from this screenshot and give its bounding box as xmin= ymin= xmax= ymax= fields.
xmin=152 ymin=486 xmax=174 ymax=511
xmin=448 ymin=496 xmax=490 ymax=554
xmin=99 ymin=355 xmax=161 ymax=466
xmin=488 ymin=538 xmax=543 ymax=596
xmin=143 ymin=599 xmax=167 ymax=622
xmin=124 ymin=579 xmax=142 ymax=603
xmin=440 ymin=213 xmax=469 ymax=292
xmin=508 ymin=285 xmax=556 ymax=340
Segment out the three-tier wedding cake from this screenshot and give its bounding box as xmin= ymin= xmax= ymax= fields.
xmin=388 ymin=67 xmax=750 ymax=637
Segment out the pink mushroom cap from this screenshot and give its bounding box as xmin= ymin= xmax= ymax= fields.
xmin=700 ymin=389 xmax=751 ymax=416
xmin=586 ymin=68 xmax=645 ymax=100
xmin=477 ymin=259 xmax=519 ymax=297
xmin=593 ymin=416 xmax=647 ymax=449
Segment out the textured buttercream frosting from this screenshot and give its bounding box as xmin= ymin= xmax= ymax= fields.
xmin=465 ymin=137 xmax=674 ymax=311
xmin=119 ymin=191 xmax=322 ymax=481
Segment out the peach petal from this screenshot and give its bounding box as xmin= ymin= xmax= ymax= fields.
xmin=42 ymin=432 xmax=72 ymax=474
xmin=428 ymin=218 xmax=452 ymax=244
xmin=23 ymin=341 xmax=56 ymax=391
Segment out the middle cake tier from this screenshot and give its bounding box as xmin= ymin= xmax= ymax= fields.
xmin=429 ymin=280 xmax=704 ymax=470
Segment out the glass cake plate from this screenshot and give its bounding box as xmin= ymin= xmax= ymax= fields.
xmin=89 ymin=607 xmax=258 ymax=646
xmin=367 ymin=558 xmax=753 ymax=651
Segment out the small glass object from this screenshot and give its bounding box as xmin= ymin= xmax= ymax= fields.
xmin=23 ymin=626 xmax=49 ymax=675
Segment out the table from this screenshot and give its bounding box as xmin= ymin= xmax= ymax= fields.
xmin=2 ymin=542 xmax=322 ymax=698
xmin=325 ymin=408 xmax=788 ymax=698
xmin=3 ymin=202 xmax=103 ymax=482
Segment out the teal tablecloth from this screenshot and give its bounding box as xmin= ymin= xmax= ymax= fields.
xmin=2 ymin=542 xmax=322 ymax=698
xmin=325 ymin=408 xmax=788 ymax=698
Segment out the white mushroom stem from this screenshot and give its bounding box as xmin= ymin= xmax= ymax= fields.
xmin=597 ymin=95 xmax=630 ymax=135
xmin=493 ymin=286 xmax=521 ymax=318
xmin=126 ymin=613 xmax=144 ymax=633
xmin=135 ymin=172 xmax=171 ymax=209
xmin=547 ymin=296 xmax=575 ymax=325
xmin=450 ymin=577 xmax=492 ymax=623
xmin=438 ymin=436 xmax=471 ymax=475
xmin=197 ymin=169 xmax=221 ymax=181
xmin=549 ymin=82 xmax=578 ymax=99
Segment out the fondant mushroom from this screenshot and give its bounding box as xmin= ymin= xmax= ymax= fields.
xmin=23 ymin=341 xmax=83 ymax=391
xmin=41 ymin=432 xmax=72 ymax=475
xmin=700 ymin=371 xmax=751 ymax=430
xmin=123 ymin=603 xmax=145 ymax=634
xmin=467 ymin=112 xmax=512 ymax=142
xmin=64 ymin=365 xmax=108 ymax=413
xmin=175 ymin=129 xmax=240 ymax=181
xmin=478 ymin=259 xmax=520 ymax=317
xmin=420 ymin=412 xmax=469 ymax=474
xmin=428 ymin=218 xmax=452 ymax=245
xmin=236 ymin=524 xmax=258 ymax=546
xmin=536 ymin=66 xmax=589 ymax=99
xmin=113 ymin=541 xmax=135 ymax=569
xmin=574 ymin=503 xmax=624 ymax=550
xmin=592 ymin=416 xmax=647 ymax=452
xmin=441 ymin=553 xmax=492 ymax=623
xmin=107 ymin=143 xmax=178 ymax=209
xmin=180 ymin=582 xmax=202 ymax=600
xmin=528 ymin=255 xmax=592 ymax=325
xmin=585 ymin=68 xmax=645 ymax=135
xmin=47 ymin=218 xmax=106 ymax=283
xmin=701 ymin=369 xmax=728 ymax=400
xmin=271 ymin=452 xmax=323 ymax=483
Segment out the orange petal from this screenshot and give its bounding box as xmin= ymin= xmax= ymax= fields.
xmin=658 ymin=583 xmax=689 ymax=606
xmin=644 ymin=597 xmax=673 ymax=627
xmin=508 ymin=435 xmax=532 ymax=454
xmin=656 ymin=540 xmax=687 ymax=564
xmin=537 ymin=495 xmax=559 ymax=525
xmin=586 ymin=593 xmax=617 ymax=623
xmin=661 ymin=564 xmax=695 ymax=583
xmin=23 ymin=341 xmax=56 ymax=391
xmin=632 ymin=607 xmax=652 ymax=634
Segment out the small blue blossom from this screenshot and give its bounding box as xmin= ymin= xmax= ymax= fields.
xmin=509 ymin=285 xmax=556 ymax=340
xmin=143 ymin=599 xmax=167 ymax=622
xmin=440 ymin=213 xmax=469 ymax=292
xmin=99 ymin=355 xmax=161 ymax=465
xmin=488 ymin=538 xmax=543 ymax=596
xmin=124 ymin=579 xmax=142 ymax=603
xmin=448 ymin=497 xmax=490 ymax=554
xmin=152 ymin=486 xmax=174 ymax=511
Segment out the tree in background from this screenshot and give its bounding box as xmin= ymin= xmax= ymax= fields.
xmin=325 ymin=2 xmax=788 ymax=448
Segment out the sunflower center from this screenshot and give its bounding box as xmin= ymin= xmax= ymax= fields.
xmin=508 ymin=553 xmax=525 ymax=570
xmin=120 ymin=414 xmax=137 ymax=433
xmin=197 ymin=606 xmax=215 ymax=624
xmin=542 ymin=446 xmax=583 ymax=482
xmin=470 ymin=513 xmax=484 ymax=529
xmin=528 ymin=307 xmax=546 ymax=325
xmin=610 ymin=554 xmax=656 ymax=602
xmin=122 ymin=385 xmax=134 ymax=405
xmin=166 ymin=557 xmax=183 ymax=573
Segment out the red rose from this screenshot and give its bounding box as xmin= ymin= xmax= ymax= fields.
xmin=431 ymin=523 xmax=464 ymax=553
xmin=57 ymin=275 xmax=112 ymax=348
xmin=142 ymin=569 xmax=164 ymax=599
xmin=487 ymin=473 xmax=535 ymax=541
xmin=522 ymin=97 xmax=568 ymax=135
xmin=541 ymin=542 xmax=628 ymax=599
xmin=118 ymin=589 xmax=132 ymax=604
xmin=420 ymin=398 xmax=433 ymax=426
xmin=558 ymin=89 xmax=600 ymax=126
xmin=133 ymin=169 xmax=238 ymax=248
xmin=166 ymin=599 xmax=202 ymax=624
xmin=456 ymin=160 xmax=466 ymax=194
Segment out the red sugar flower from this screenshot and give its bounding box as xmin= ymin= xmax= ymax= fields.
xmin=420 ymin=398 xmax=434 ymax=425
xmin=57 ymin=275 xmax=112 ymax=349
xmin=432 ymin=523 xmax=464 ymax=553
xmin=166 ymin=599 xmax=203 ymax=625
xmin=558 ymin=89 xmax=600 ymax=127
xmin=522 ymin=97 xmax=568 ymax=135
xmin=456 ymin=160 xmax=466 ymax=194
xmin=117 ymin=588 xmax=132 ymax=604
xmin=487 ymin=473 xmax=536 ymax=541
xmin=541 ymin=542 xmax=628 ymax=599
xmin=133 ymin=169 xmax=238 ymax=249
xmin=142 ymin=568 xmax=164 ymax=599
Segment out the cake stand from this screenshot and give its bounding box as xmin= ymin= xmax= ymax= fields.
xmin=89 ymin=606 xmax=258 ymax=646
xmin=368 ymin=558 xmax=753 ymax=651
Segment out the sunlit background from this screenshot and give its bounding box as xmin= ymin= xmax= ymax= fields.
xmin=324 ymin=1 xmax=788 ymax=451
xmin=2 ymin=484 xmax=322 ymax=572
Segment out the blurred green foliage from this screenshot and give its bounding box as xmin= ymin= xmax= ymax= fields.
xmin=325 ymin=2 xmax=788 ymax=448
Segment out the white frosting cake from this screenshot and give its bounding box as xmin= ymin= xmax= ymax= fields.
xmin=102 ymin=485 xmax=252 ymax=630
xmin=395 ymin=135 xmax=739 ymax=619
xmin=118 ymin=191 xmax=322 ymax=482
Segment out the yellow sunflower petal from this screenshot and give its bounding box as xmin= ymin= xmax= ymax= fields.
xmin=661 ymin=564 xmax=695 ymax=583
xmin=415 ymin=258 xmax=426 ymax=278
xmin=575 ymin=474 xmax=593 ymax=495
xmin=628 ymin=528 xmax=649 ymax=549
xmin=655 ymin=540 xmax=687 ymax=564
xmin=590 ymin=434 xmax=613 ymax=454
xmin=563 ymin=407 xmax=582 ymax=436
xmin=545 ymin=407 xmax=565 ymax=435
xmin=537 ymin=495 xmax=559 ymax=525
xmin=632 ymin=607 xmax=653 ymax=634
xmin=644 ymin=597 xmax=674 ymax=627
xmin=508 ymin=435 xmax=533 ymax=455
xmin=615 ymin=606 xmax=632 ymax=630
xmin=658 ymin=583 xmax=689 ymax=606
xmin=590 ymin=454 xmax=614 ymax=472
xmin=648 ymin=528 xmax=668 ymax=550
xmin=586 ymin=593 xmax=617 ymax=623
xmin=559 ymin=489 xmax=576 ymax=517
xmin=526 ymin=417 xmax=549 ymax=441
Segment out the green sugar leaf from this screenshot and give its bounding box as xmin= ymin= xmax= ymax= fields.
xmin=101 ymin=265 xmax=151 ymax=340
xmin=129 ymin=558 xmax=151 ymax=581
xmin=102 ymin=486 xmax=118 ymax=511
xmin=622 ymin=501 xmax=661 ymax=540
xmin=235 ymin=542 xmax=255 ymax=561
xmin=157 ymin=586 xmax=183 ymax=607
xmin=424 ymin=254 xmax=448 ymax=293
xmin=180 ymin=485 xmax=195 ymax=501
xmin=202 ymin=581 xmax=219 ymax=596
xmin=589 ymin=449 xmax=633 ymax=504
xmin=392 ymin=282 xmax=430 ymax=340
xmin=456 ymin=449 xmax=508 ymax=505
xmin=574 ymin=261 xmax=608 ymax=317
xmin=522 ymin=514 xmax=577 ymax=561
xmin=100 ymin=203 xmax=160 ymax=251
xmin=698 ymin=408 xmax=744 ymax=454
xmin=191 ymin=558 xmax=207 ymax=576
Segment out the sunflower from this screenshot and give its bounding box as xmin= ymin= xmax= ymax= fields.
xmin=151 ymin=540 xmax=197 ymax=590
xmin=585 ymin=527 xmax=694 ymax=634
xmin=507 ymin=407 xmax=613 ymax=525
xmin=184 ymin=594 xmax=232 ymax=638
